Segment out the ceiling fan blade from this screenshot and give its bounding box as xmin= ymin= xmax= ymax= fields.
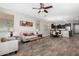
xmin=40 ymin=3 xmax=44 ymax=8
xmin=32 ymin=8 xmax=40 ymax=9
xmin=44 ymin=6 xmax=53 ymax=9
xmin=44 ymin=10 xmax=48 ymax=13
xmin=38 ymin=10 xmax=41 ymax=13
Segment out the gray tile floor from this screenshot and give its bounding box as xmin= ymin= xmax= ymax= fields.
xmin=5 ymin=36 xmax=79 ymax=56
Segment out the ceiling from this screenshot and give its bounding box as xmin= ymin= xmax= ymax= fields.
xmin=0 ymin=3 xmax=79 ymax=23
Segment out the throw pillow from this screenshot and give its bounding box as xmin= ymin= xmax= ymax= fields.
xmin=31 ymin=33 xmax=34 ymax=35
xmin=1 ymin=38 xmax=6 ymax=42
xmin=27 ymin=33 xmax=31 ymax=36
xmin=23 ymin=33 xmax=27 ymax=36
xmin=27 ymin=33 xmax=34 ymax=36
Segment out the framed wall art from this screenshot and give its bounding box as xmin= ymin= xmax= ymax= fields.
xmin=20 ymin=20 xmax=33 ymax=27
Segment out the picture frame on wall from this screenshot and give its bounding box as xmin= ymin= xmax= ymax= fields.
xmin=20 ymin=20 xmax=33 ymax=27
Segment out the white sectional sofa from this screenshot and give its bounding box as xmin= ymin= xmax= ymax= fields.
xmin=20 ymin=32 xmax=38 ymax=42
xmin=0 ymin=40 xmax=19 ymax=56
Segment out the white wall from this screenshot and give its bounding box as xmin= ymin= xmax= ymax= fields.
xmin=0 ymin=7 xmax=50 ymax=37
xmin=14 ymin=13 xmax=36 ymax=36
xmin=14 ymin=14 xmax=51 ymax=36
xmin=40 ymin=20 xmax=50 ymax=37
xmin=0 ymin=7 xmax=37 ymax=37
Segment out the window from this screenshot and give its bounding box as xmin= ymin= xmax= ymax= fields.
xmin=0 ymin=12 xmax=14 ymax=31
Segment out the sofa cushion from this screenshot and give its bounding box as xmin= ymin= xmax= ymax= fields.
xmin=22 ymin=35 xmax=37 ymax=39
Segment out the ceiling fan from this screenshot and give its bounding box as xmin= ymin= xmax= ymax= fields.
xmin=32 ymin=3 xmax=53 ymax=13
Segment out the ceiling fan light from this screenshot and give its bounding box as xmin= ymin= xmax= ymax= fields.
xmin=41 ymin=9 xmax=44 ymax=12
